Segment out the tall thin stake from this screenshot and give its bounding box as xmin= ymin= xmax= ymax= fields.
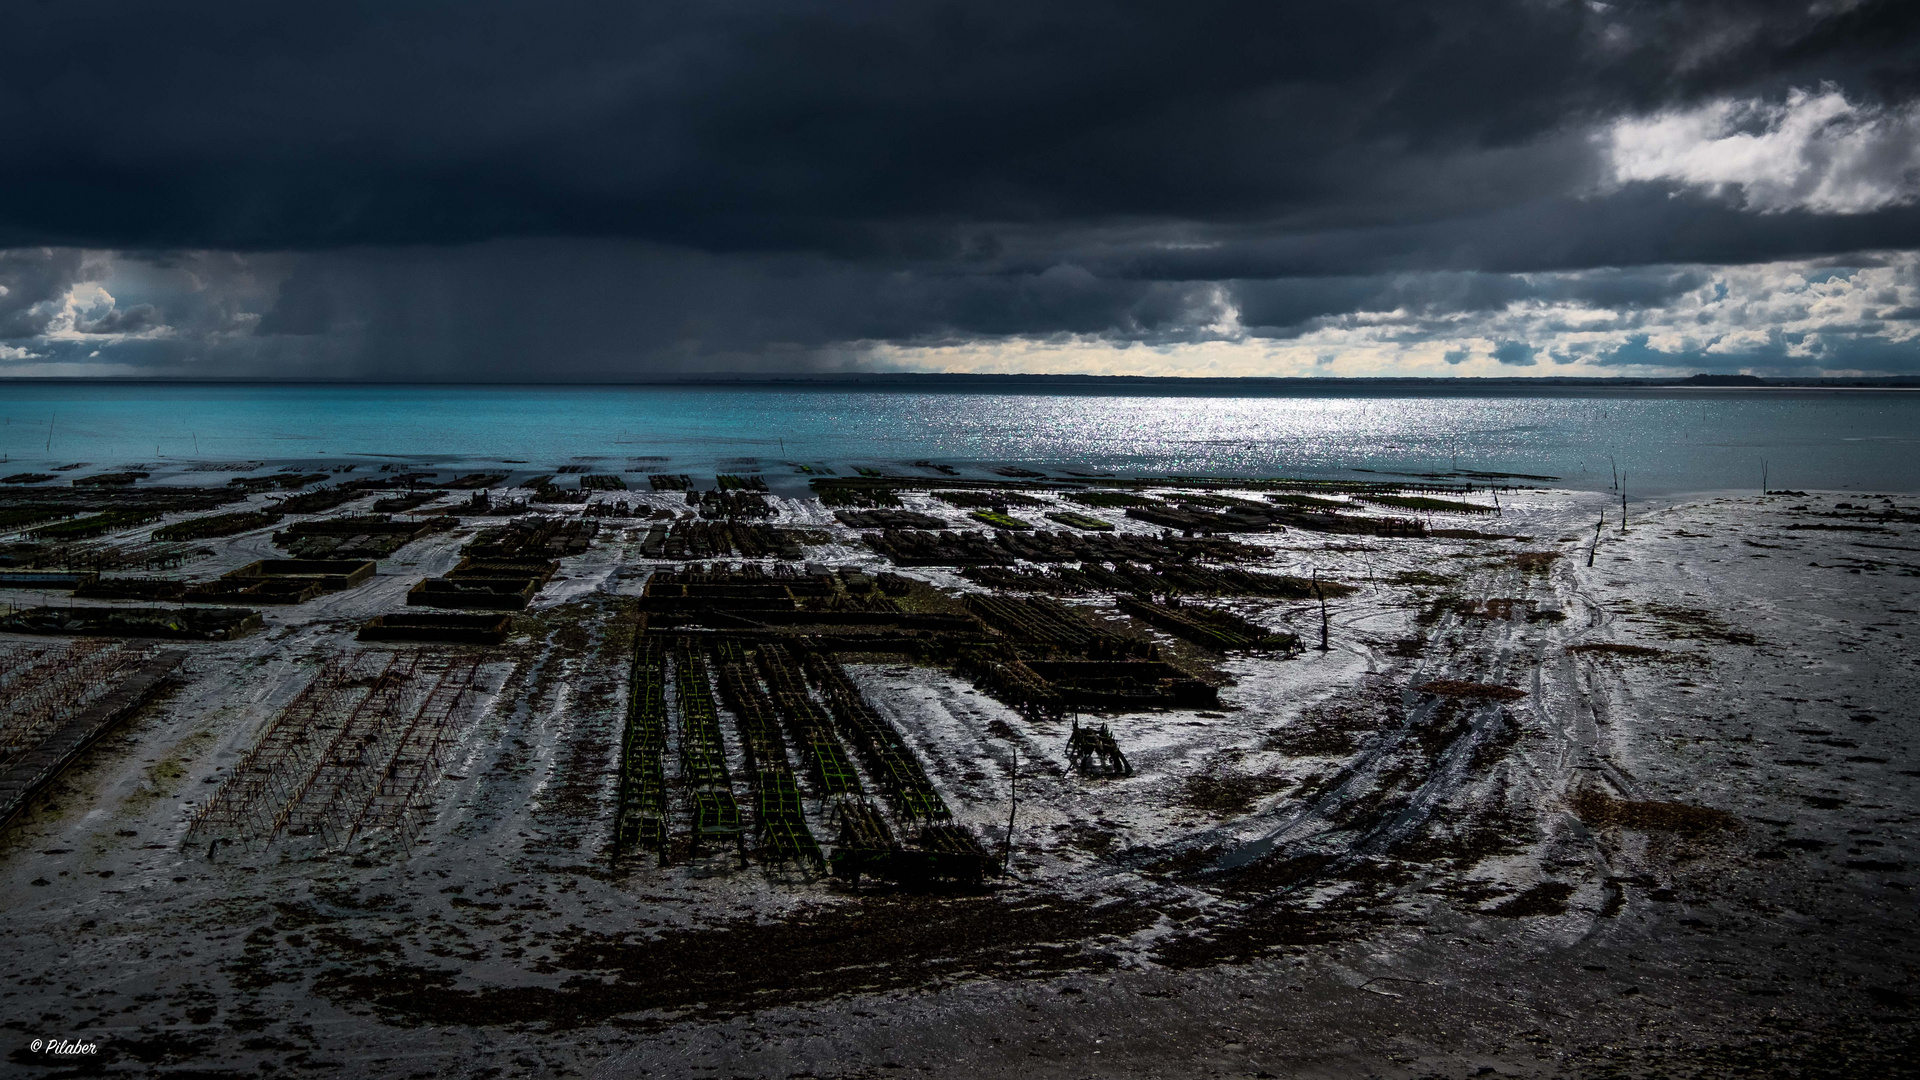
xmin=1313 ymin=571 xmax=1331 ymax=652
xmin=1002 ymin=743 xmax=1018 ymax=875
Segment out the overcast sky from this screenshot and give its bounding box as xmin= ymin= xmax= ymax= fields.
xmin=3 ymin=0 xmax=1917 ymax=379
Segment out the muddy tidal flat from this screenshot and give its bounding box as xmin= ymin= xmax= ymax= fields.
xmin=1 ymin=466 xmax=1916 ymax=1079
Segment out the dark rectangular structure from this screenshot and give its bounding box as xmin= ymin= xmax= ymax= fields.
xmin=358 ymin=611 xmax=512 ymax=645
xmin=406 ymin=577 xmax=540 ymax=610
xmin=0 ymin=571 xmax=98 ymax=590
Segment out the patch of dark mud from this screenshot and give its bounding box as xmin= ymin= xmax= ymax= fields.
xmin=1139 ymin=843 xmax=1224 ymax=879
xmin=1179 ymin=768 xmax=1290 ymax=817
xmin=1064 ymin=825 xmax=1118 ymax=855
xmin=1264 ymin=679 xmax=1402 ymax=756
xmin=1265 ymin=725 xmax=1363 ymax=756
xmin=1328 ymin=764 xmax=1419 ymax=838
xmin=1866 ymin=987 xmax=1915 ymax=1010
xmin=1151 ymin=909 xmax=1357 ymax=968
xmin=1627 ymin=602 xmax=1761 ymax=646
xmin=1569 ymin=789 xmax=1740 ymax=838
xmin=1416 ymin=597 xmax=1464 ymax=627
xmin=1338 ymin=856 xmax=1419 ymax=888
xmin=1466 ymin=713 xmax=1520 ymax=772
xmin=1484 ymin=881 xmax=1575 ymax=918
xmin=1396 ymin=806 xmax=1532 ymax=870
xmin=1211 ymin=852 xmax=1340 ymax=897
xmin=1384 ymin=636 xmax=1426 ymax=658
xmin=1153 ymin=883 xmax=1386 ymax=967
xmin=1559 ymin=1015 xmax=1920 ymax=1080
xmin=1419 ymin=679 xmax=1526 ymax=701
xmin=1412 ymin=699 xmax=1472 ymax=760
xmin=1568 ymin=642 xmax=1690 ymax=661
xmin=1426 ymin=881 xmax=1512 ymax=912
xmin=309 ymin=892 xmax=1156 ymax=1029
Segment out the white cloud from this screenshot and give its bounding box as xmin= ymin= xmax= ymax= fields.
xmin=871 ymin=253 xmax=1920 ymax=377
xmin=1604 ymin=85 xmax=1920 ymax=214
xmin=0 ymin=344 xmax=40 ymax=360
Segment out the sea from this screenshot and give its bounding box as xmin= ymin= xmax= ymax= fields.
xmin=2 ymin=381 xmax=1917 ymax=497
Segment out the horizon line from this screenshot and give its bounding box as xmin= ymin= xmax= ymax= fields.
xmin=4 ymin=372 xmax=1919 ymax=388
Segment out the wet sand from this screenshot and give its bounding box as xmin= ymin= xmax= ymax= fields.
xmin=2 ymin=487 xmax=1915 ymax=1078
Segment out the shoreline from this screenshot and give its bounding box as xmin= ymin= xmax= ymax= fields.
xmin=7 ymin=455 xmax=1919 ymax=501
xmin=4 ymin=373 xmax=1920 ymax=390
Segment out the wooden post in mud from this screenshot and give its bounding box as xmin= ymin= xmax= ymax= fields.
xmin=1313 ymin=571 xmax=1331 ymax=652
xmin=1619 ymin=474 xmax=1628 ymax=532
xmin=1587 ymin=511 xmax=1603 ymax=567
xmin=1762 ymin=459 xmax=1769 ymax=495
xmin=1002 ymin=743 xmax=1018 ymax=874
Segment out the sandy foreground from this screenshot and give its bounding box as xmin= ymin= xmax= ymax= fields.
xmin=2 ymin=488 xmax=1916 ymax=1078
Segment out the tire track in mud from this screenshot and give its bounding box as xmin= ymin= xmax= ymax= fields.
xmin=1104 ymin=588 xmax=1435 ymax=870
xmin=426 ymin=612 xmax=589 ymax=860
xmin=1194 ymin=552 xmax=1603 ymax=905
xmin=1555 ymin=568 xmax=1646 ymax=799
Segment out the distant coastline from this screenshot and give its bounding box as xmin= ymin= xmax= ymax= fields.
xmin=3 ymin=372 xmax=1918 ymax=389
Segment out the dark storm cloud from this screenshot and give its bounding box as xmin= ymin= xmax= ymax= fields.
xmin=76 ymin=303 xmax=162 ymax=335
xmin=1076 ymin=190 xmax=1920 ymax=283
xmin=1490 ymin=340 xmax=1539 ymax=366
xmin=1 ymin=0 xmax=1913 ymax=258
xmin=2 ymin=0 xmax=1917 ymax=375
xmin=240 ymin=242 xmax=1221 ymax=377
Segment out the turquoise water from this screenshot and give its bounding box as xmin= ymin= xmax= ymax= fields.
xmin=1 ymin=382 xmax=1916 ymax=495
